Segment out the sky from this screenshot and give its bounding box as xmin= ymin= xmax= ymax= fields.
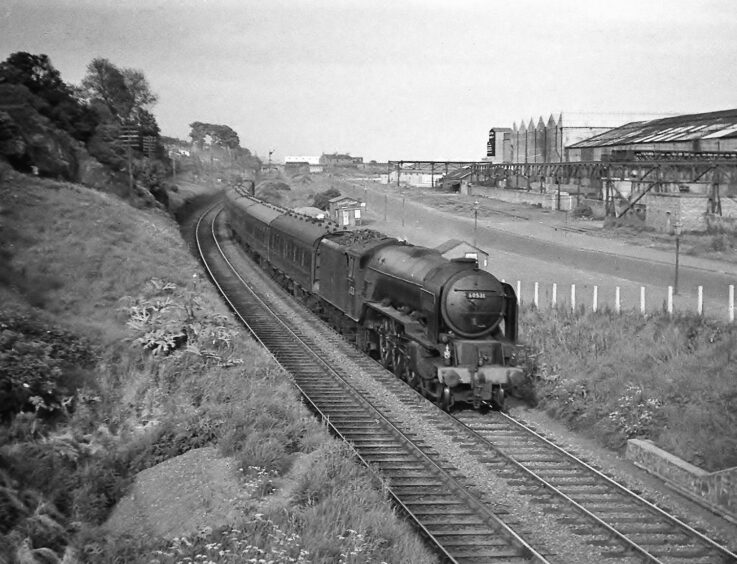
xmin=1 ymin=0 xmax=736 ymax=163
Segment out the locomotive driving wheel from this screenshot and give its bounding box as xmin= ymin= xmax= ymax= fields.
xmin=378 ymin=318 xmax=394 ymax=369
xmin=391 ymin=327 xmax=406 ymax=379
xmin=393 ymin=347 xmax=406 ymax=381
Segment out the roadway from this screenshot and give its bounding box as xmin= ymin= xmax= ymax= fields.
xmin=342 ymin=182 xmax=737 ymax=320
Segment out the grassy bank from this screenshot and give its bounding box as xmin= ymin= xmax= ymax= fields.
xmin=0 ymin=167 xmax=434 ymax=563
xmin=520 ymin=307 xmax=737 ymax=472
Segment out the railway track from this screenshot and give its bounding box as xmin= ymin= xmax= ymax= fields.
xmin=341 ymin=362 xmax=737 ymax=563
xmin=195 ymin=203 xmax=549 ymax=563
xmin=450 ymin=412 xmax=737 ymax=563
xmin=196 ymin=202 xmax=737 ymax=563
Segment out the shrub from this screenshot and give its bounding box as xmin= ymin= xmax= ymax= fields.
xmin=236 ymin=435 xmax=291 ymax=475
xmin=709 ymin=233 xmax=732 ymax=252
xmin=86 ymin=123 xmax=126 ymax=168
xmin=0 ymin=310 xmax=97 ymax=421
xmin=123 ymin=413 xmax=221 ymax=475
xmin=313 ymin=188 xmax=341 ymax=211
xmin=522 ymin=308 xmax=737 ymax=470
xmin=571 ymin=204 xmax=593 ymax=219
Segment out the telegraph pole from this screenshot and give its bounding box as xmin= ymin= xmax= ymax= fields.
xmin=473 ymin=200 xmax=479 ymax=247
xmin=674 ymin=222 xmax=682 ymax=294
xmin=119 ymin=124 xmax=139 ymax=193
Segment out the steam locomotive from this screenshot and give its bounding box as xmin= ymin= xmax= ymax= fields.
xmin=223 ymin=186 xmax=523 ymax=410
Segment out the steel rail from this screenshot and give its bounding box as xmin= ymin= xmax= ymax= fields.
xmin=497 ymin=411 xmax=737 ymax=561
xmin=455 ymin=412 xmax=666 ymax=563
xmin=451 ymin=410 xmax=737 ymax=563
xmin=194 ymin=203 xmax=551 ymax=564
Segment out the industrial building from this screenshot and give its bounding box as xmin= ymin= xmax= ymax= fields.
xmin=485 ymin=112 xmax=667 ymax=164
xmin=566 ymin=108 xmax=737 ymax=161
xmin=475 ymin=109 xmax=737 ymax=232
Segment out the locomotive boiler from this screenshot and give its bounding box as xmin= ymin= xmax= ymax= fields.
xmin=223 ymin=187 xmax=523 ymax=410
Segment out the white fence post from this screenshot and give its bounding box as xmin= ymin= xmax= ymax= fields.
xmin=697 ymin=286 xmax=703 ymax=316
xmin=516 ymin=280 xmax=521 ymax=305
xmin=534 ymin=282 xmax=539 ymax=308
xmin=615 ymin=286 xmax=621 ymax=314
xmin=571 ymin=284 xmax=576 ymax=311
xmin=730 ymin=285 xmax=735 ymax=323
xmin=668 ymin=286 xmax=674 ymax=315
xmin=552 ymin=283 xmax=557 ymax=308
xmin=640 ymin=286 xmax=646 ymax=314
xmin=593 ymin=286 xmax=598 ymax=312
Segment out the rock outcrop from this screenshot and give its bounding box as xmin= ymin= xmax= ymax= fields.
xmin=0 ymin=84 xmax=159 ymax=208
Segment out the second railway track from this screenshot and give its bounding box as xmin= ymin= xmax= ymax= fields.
xmin=195 ymin=201 xmax=737 ymax=564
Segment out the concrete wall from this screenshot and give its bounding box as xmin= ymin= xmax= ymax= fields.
xmin=469 ymin=185 xmax=573 ymax=211
xmin=387 ymin=170 xmax=436 ymax=187
xmin=627 ymin=439 xmax=737 ymax=522
xmin=508 ymin=116 xmax=612 ymax=164
xmin=645 ymin=193 xmax=708 ymax=232
xmin=720 ymin=197 xmax=737 ymax=218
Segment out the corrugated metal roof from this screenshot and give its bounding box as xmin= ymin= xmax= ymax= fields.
xmin=442 ymin=166 xmax=473 ymax=180
xmin=568 ymin=109 xmax=737 ymax=148
xmin=562 ymin=112 xmax=675 ymax=129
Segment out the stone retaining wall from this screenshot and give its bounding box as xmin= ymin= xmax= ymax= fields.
xmin=626 ymin=439 xmax=737 ymax=522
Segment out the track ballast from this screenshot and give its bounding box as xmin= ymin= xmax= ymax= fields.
xmin=196 ymin=203 xmax=549 ymax=563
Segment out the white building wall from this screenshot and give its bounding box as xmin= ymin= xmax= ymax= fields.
xmin=284 ymin=155 xmax=321 ymax=165
xmin=388 ymin=170 xmax=436 ymax=187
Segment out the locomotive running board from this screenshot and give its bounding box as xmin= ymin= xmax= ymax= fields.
xmin=365 ymin=302 xmax=432 ymax=346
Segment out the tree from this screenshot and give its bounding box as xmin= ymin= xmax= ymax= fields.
xmin=80 ymin=58 xmax=133 ymax=122
xmin=80 ymin=58 xmax=158 ymax=129
xmin=0 ymin=52 xmax=98 ymax=142
xmin=314 ymin=188 xmax=341 ymax=210
xmin=138 ymin=108 xmax=160 ymax=137
xmin=188 ymin=122 xmax=240 ymax=150
xmin=0 ymin=52 xmax=65 ymax=95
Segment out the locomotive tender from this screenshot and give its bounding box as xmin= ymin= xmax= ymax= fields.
xmin=224 ymin=186 xmax=523 ymax=410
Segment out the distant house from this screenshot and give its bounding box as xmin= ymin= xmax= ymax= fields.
xmin=435 ymin=239 xmax=489 ymax=269
xmin=328 ymin=195 xmax=365 ymax=227
xmin=284 ymin=155 xmax=323 ymax=173
xmin=437 ymin=166 xmax=474 ymax=194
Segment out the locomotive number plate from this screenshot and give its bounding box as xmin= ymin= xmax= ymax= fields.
xmin=466 ymin=291 xmax=487 ymax=299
